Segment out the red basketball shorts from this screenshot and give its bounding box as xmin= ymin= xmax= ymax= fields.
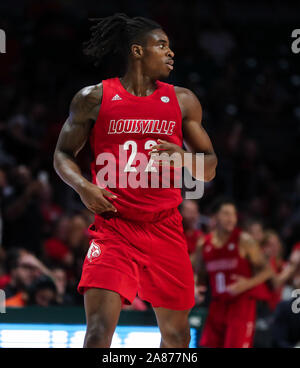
xmin=77 ymin=207 xmax=195 ymax=310
xmin=200 ymin=296 xmax=256 ymax=348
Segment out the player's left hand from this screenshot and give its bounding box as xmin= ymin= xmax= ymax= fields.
xmin=227 ymin=275 xmax=251 ymax=296
xmin=149 ymin=139 xmax=185 ymax=168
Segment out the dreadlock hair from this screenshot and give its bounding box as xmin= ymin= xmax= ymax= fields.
xmin=83 ymin=13 xmax=162 ymax=72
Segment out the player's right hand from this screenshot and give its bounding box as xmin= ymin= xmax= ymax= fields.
xmin=78 ymin=182 xmax=117 ymax=214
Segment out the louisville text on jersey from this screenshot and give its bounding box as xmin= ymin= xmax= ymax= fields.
xmin=108 ymin=119 xmax=176 ymax=135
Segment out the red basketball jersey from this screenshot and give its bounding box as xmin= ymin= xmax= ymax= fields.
xmin=90 ymin=77 xmax=183 ymax=221
xmin=202 ymin=228 xmax=254 ymax=300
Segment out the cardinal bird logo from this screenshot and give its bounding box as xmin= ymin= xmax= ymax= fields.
xmin=87 ymin=240 xmax=101 ymax=262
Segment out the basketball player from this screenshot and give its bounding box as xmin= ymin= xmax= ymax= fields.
xmin=195 ymin=199 xmax=273 ymax=348
xmin=53 ymin=13 xmax=217 ymax=348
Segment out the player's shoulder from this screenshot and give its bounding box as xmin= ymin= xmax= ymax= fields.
xmin=173 ymin=86 xmax=194 ymax=99
xmin=196 ymin=232 xmax=210 ymax=251
xmin=239 ymin=231 xmax=256 ymax=247
xmin=173 ymin=86 xmax=201 ymax=109
xmin=196 ymin=234 xmax=206 ymax=250
xmin=174 ymin=86 xmax=193 ymax=96
xmin=70 ymin=83 xmax=102 ymax=117
xmin=157 ymin=81 xmax=193 ymax=100
xmin=72 ymin=83 xmax=102 ymax=106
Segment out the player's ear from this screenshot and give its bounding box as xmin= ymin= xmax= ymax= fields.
xmin=131 ymin=44 xmax=143 ymax=59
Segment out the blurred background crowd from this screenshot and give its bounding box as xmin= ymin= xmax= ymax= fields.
xmin=0 ymin=0 xmax=299 ymax=345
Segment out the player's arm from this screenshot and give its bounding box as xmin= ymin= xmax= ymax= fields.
xmin=53 ymin=84 xmax=117 ymax=214
xmin=194 ymin=238 xmax=208 ymax=304
xmin=272 ymin=249 xmax=300 ymax=289
xmin=227 ymin=232 xmax=273 ymax=296
xmin=149 ymin=87 xmax=217 ymax=181
xmin=190 ymin=234 xmax=205 ymax=270
xmin=180 ymin=87 xmax=217 ymax=181
xmin=194 ymin=237 xmax=207 ymax=284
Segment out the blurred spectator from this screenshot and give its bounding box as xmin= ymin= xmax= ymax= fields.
xmin=68 ymin=214 xmax=89 ymax=251
xmin=51 ymin=266 xmax=75 ymax=305
xmin=198 ymin=18 xmax=236 ymax=66
xmin=0 ymin=168 xmax=8 ymax=246
xmin=5 ymin=113 xmax=40 ymax=167
xmin=290 ymin=241 xmax=300 ymax=259
xmin=0 ymin=246 xmax=5 ymax=269
xmin=245 ymin=66 xmax=289 ymax=124
xmin=67 ymin=214 xmax=89 ymax=284
xmin=262 ymin=230 xmax=285 ymax=269
xmin=180 ymin=199 xmax=204 ymax=269
xmin=4 ymin=248 xmax=53 ymax=307
xmin=2 ymin=165 xmax=43 ymax=253
xmin=38 ymin=172 xmax=63 ymax=234
xmin=244 ymin=219 xmax=265 ymax=245
xmin=273 ymin=243 xmax=300 ymax=293
xmin=27 ymin=275 xmax=57 ymax=307
xmin=271 ymin=276 xmax=300 ymax=348
xmin=43 ymin=216 xmax=73 ymax=267
xmin=0 ymin=168 xmax=7 ymax=275
xmin=261 ymin=230 xmax=287 ymax=310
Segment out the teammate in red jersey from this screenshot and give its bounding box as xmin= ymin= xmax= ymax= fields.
xmin=53 ymin=13 xmax=217 ymax=348
xmin=195 ymin=198 xmax=272 ymax=348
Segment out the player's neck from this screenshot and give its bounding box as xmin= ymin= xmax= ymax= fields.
xmin=182 ymin=221 xmax=196 ymax=232
xmin=184 ymin=226 xmax=196 ymax=235
xmin=120 ymin=68 xmax=157 ymax=97
xmin=213 ymin=228 xmax=232 ymax=246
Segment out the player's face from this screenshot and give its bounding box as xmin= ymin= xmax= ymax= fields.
xmin=181 ymin=200 xmax=199 ymax=227
xmin=13 ymin=261 xmax=40 ymax=287
xmin=248 ymin=223 xmax=264 ymax=244
xmin=142 ymin=29 xmax=174 ymax=79
xmin=263 ymin=234 xmax=281 ymax=258
xmin=216 ymin=204 xmax=237 ymax=233
xmin=35 ymin=289 xmax=56 ymax=307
